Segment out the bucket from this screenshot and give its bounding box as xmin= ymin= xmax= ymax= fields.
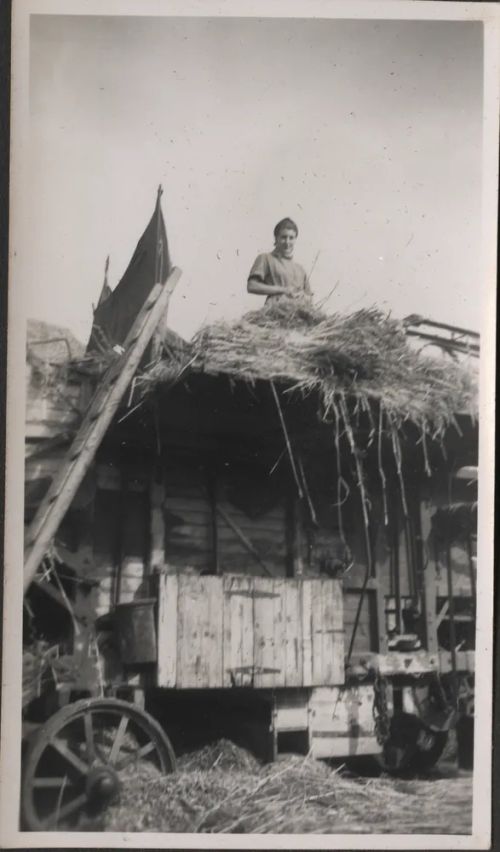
xmin=114 ymin=598 xmax=157 ymax=665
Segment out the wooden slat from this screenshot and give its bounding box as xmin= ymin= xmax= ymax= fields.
xmin=309 ymin=686 xmax=377 ymax=757
xmin=223 ymin=574 xmax=254 ymax=686
xmin=311 ymin=736 xmax=380 ymax=759
xmin=24 ymin=268 xmax=182 ymax=592
xmin=205 ymin=577 xmax=224 ymax=686
xmin=175 ymin=575 xmax=223 ymax=688
xmin=149 ymin=481 xmax=165 ymax=571
xmin=157 ymin=573 xmax=178 ymax=687
xmin=275 ymin=690 xmax=309 ymax=731
xmin=301 ymin=580 xmax=313 ymax=686
xmin=284 ymin=580 xmax=303 ymax=687
xmin=320 ymin=579 xmax=344 ymax=684
xmin=176 ymin=574 xmax=203 ymax=687
xmin=311 ymin=579 xmax=325 ymax=686
xmin=320 ymin=579 xmax=334 ymax=684
xmin=253 ymin=577 xmax=277 ymax=687
xmin=272 ymin=578 xmax=286 ymax=688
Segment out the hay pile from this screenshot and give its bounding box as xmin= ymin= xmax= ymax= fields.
xmin=102 ymin=740 xmax=473 ymax=835
xmin=147 ymin=299 xmax=477 ymax=431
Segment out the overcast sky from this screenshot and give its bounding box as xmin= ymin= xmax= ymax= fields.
xmin=28 ymin=14 xmax=483 ymax=344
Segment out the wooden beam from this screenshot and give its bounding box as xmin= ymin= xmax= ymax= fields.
xmin=436 ymin=599 xmax=450 ymax=629
xmin=290 ymin=496 xmax=304 ymax=577
xmin=216 ymin=504 xmax=272 ymax=576
xmin=23 ymin=268 xmax=182 ymax=593
xmin=149 ymin=479 xmax=166 ymax=572
xmin=25 ymin=431 xmax=73 ymax=459
xmin=31 ymin=577 xmax=72 ymax=612
xmin=206 ymin=469 xmax=220 ymax=575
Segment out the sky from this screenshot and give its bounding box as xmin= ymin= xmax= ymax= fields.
xmin=27 ymin=14 xmax=484 ymax=345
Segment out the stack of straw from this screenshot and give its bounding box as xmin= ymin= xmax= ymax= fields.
xmin=145 ymin=299 xmax=477 ymax=432
xmin=103 ymin=740 xmax=472 ymax=834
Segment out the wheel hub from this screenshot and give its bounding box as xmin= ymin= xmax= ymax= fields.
xmin=416 ymin=729 xmax=436 ymax=752
xmin=86 ymin=765 xmax=120 ymax=806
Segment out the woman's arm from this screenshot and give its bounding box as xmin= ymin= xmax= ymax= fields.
xmin=247 ymin=277 xmax=287 ymax=296
xmin=247 ymin=253 xmax=287 ymax=296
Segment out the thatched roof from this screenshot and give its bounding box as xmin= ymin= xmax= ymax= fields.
xmin=142 ymin=299 xmax=478 ymax=433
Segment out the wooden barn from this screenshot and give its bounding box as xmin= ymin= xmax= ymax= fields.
xmin=22 ymin=195 xmax=478 ymax=820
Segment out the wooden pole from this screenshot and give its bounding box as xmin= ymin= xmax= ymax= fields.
xmin=206 ymin=469 xmax=220 ymax=575
xmin=445 ymin=539 xmax=459 ymax=702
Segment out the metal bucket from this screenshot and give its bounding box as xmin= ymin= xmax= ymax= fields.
xmin=114 ymin=598 xmax=157 ymax=665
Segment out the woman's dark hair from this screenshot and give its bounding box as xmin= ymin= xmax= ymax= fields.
xmin=273 ymin=217 xmax=298 ymax=238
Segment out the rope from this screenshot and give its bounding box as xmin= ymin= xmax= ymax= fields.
xmin=270 ymin=381 xmax=303 ymax=500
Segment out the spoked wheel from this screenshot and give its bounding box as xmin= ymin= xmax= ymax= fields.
xmin=377 ymin=712 xmax=448 ymax=774
xmin=22 ymin=697 xmax=176 ymax=831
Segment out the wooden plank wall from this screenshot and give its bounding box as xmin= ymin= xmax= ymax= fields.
xmin=157 ymin=574 xmax=344 ymax=689
xmin=90 ymin=464 xmax=150 ymax=615
xmin=163 ymin=466 xmax=287 ymax=576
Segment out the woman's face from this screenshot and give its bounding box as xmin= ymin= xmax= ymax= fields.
xmin=274 ymin=228 xmax=297 ymax=259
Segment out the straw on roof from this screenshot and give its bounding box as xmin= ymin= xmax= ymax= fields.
xmin=144 ymin=298 xmax=478 ymax=432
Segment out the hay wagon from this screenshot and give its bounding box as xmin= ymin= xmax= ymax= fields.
xmin=21 ymin=197 xmax=478 ymax=830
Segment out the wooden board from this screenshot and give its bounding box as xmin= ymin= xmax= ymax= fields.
xmin=283 ymin=579 xmax=303 ymax=687
xmin=272 ymin=579 xmax=286 ymax=688
xmin=223 ymin=574 xmax=254 ymax=687
xmin=305 ymin=579 xmax=345 ymax=686
xmin=275 ymin=689 xmax=309 ymax=731
xmin=157 ymin=573 xmax=178 ymax=687
xmin=175 ymin=575 xmax=224 ymax=688
xmin=309 ymin=685 xmax=380 ymax=759
xmin=301 ymin=580 xmax=313 ymax=686
xmin=311 ymin=579 xmax=326 ymax=686
xmin=157 ymin=574 xmax=344 ymax=690
xmin=252 ymin=578 xmax=282 ymax=688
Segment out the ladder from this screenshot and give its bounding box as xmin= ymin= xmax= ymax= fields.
xmin=23 ymin=267 xmax=182 ymax=593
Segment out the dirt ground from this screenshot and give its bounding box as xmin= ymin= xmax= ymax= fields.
xmin=101 ymin=742 xmax=473 ymax=836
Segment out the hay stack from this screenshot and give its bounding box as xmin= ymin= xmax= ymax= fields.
xmin=146 ymin=298 xmax=477 ymax=432
xmin=102 ymin=741 xmax=473 ymax=834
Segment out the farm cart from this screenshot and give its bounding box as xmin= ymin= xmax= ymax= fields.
xmin=21 ymin=201 xmax=478 ymax=830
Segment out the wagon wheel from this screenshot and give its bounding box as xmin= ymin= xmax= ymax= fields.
xmin=22 ymin=697 xmax=176 ymax=831
xmin=377 ymin=712 xmax=448 ymax=774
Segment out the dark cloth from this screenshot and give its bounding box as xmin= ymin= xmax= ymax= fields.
xmin=87 ymin=195 xmax=171 ymax=352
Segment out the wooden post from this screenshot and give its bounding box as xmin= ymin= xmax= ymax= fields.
xmin=420 ymin=498 xmax=438 ymax=654
xmin=392 ymin=512 xmax=402 ymax=633
xmin=149 ymin=478 xmax=166 ymax=574
xmin=292 ymin=498 xmax=304 ymax=577
xmin=445 ymin=540 xmax=458 ymax=699
xmin=286 ymin=491 xmax=304 ymax=578
xmin=206 ymin=469 xmax=219 ymax=575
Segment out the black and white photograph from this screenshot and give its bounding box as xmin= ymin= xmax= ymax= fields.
xmin=1 ymin=0 xmax=498 ymax=847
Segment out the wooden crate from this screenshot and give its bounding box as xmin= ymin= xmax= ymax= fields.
xmin=309 ymin=685 xmax=379 ymax=759
xmin=157 ymin=574 xmax=344 ymax=689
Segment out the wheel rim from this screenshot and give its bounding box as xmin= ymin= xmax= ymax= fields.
xmin=376 ymin=712 xmax=420 ymax=773
xmin=22 ymin=698 xmax=175 ymax=831
xmin=377 ymin=712 xmax=448 ymax=774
